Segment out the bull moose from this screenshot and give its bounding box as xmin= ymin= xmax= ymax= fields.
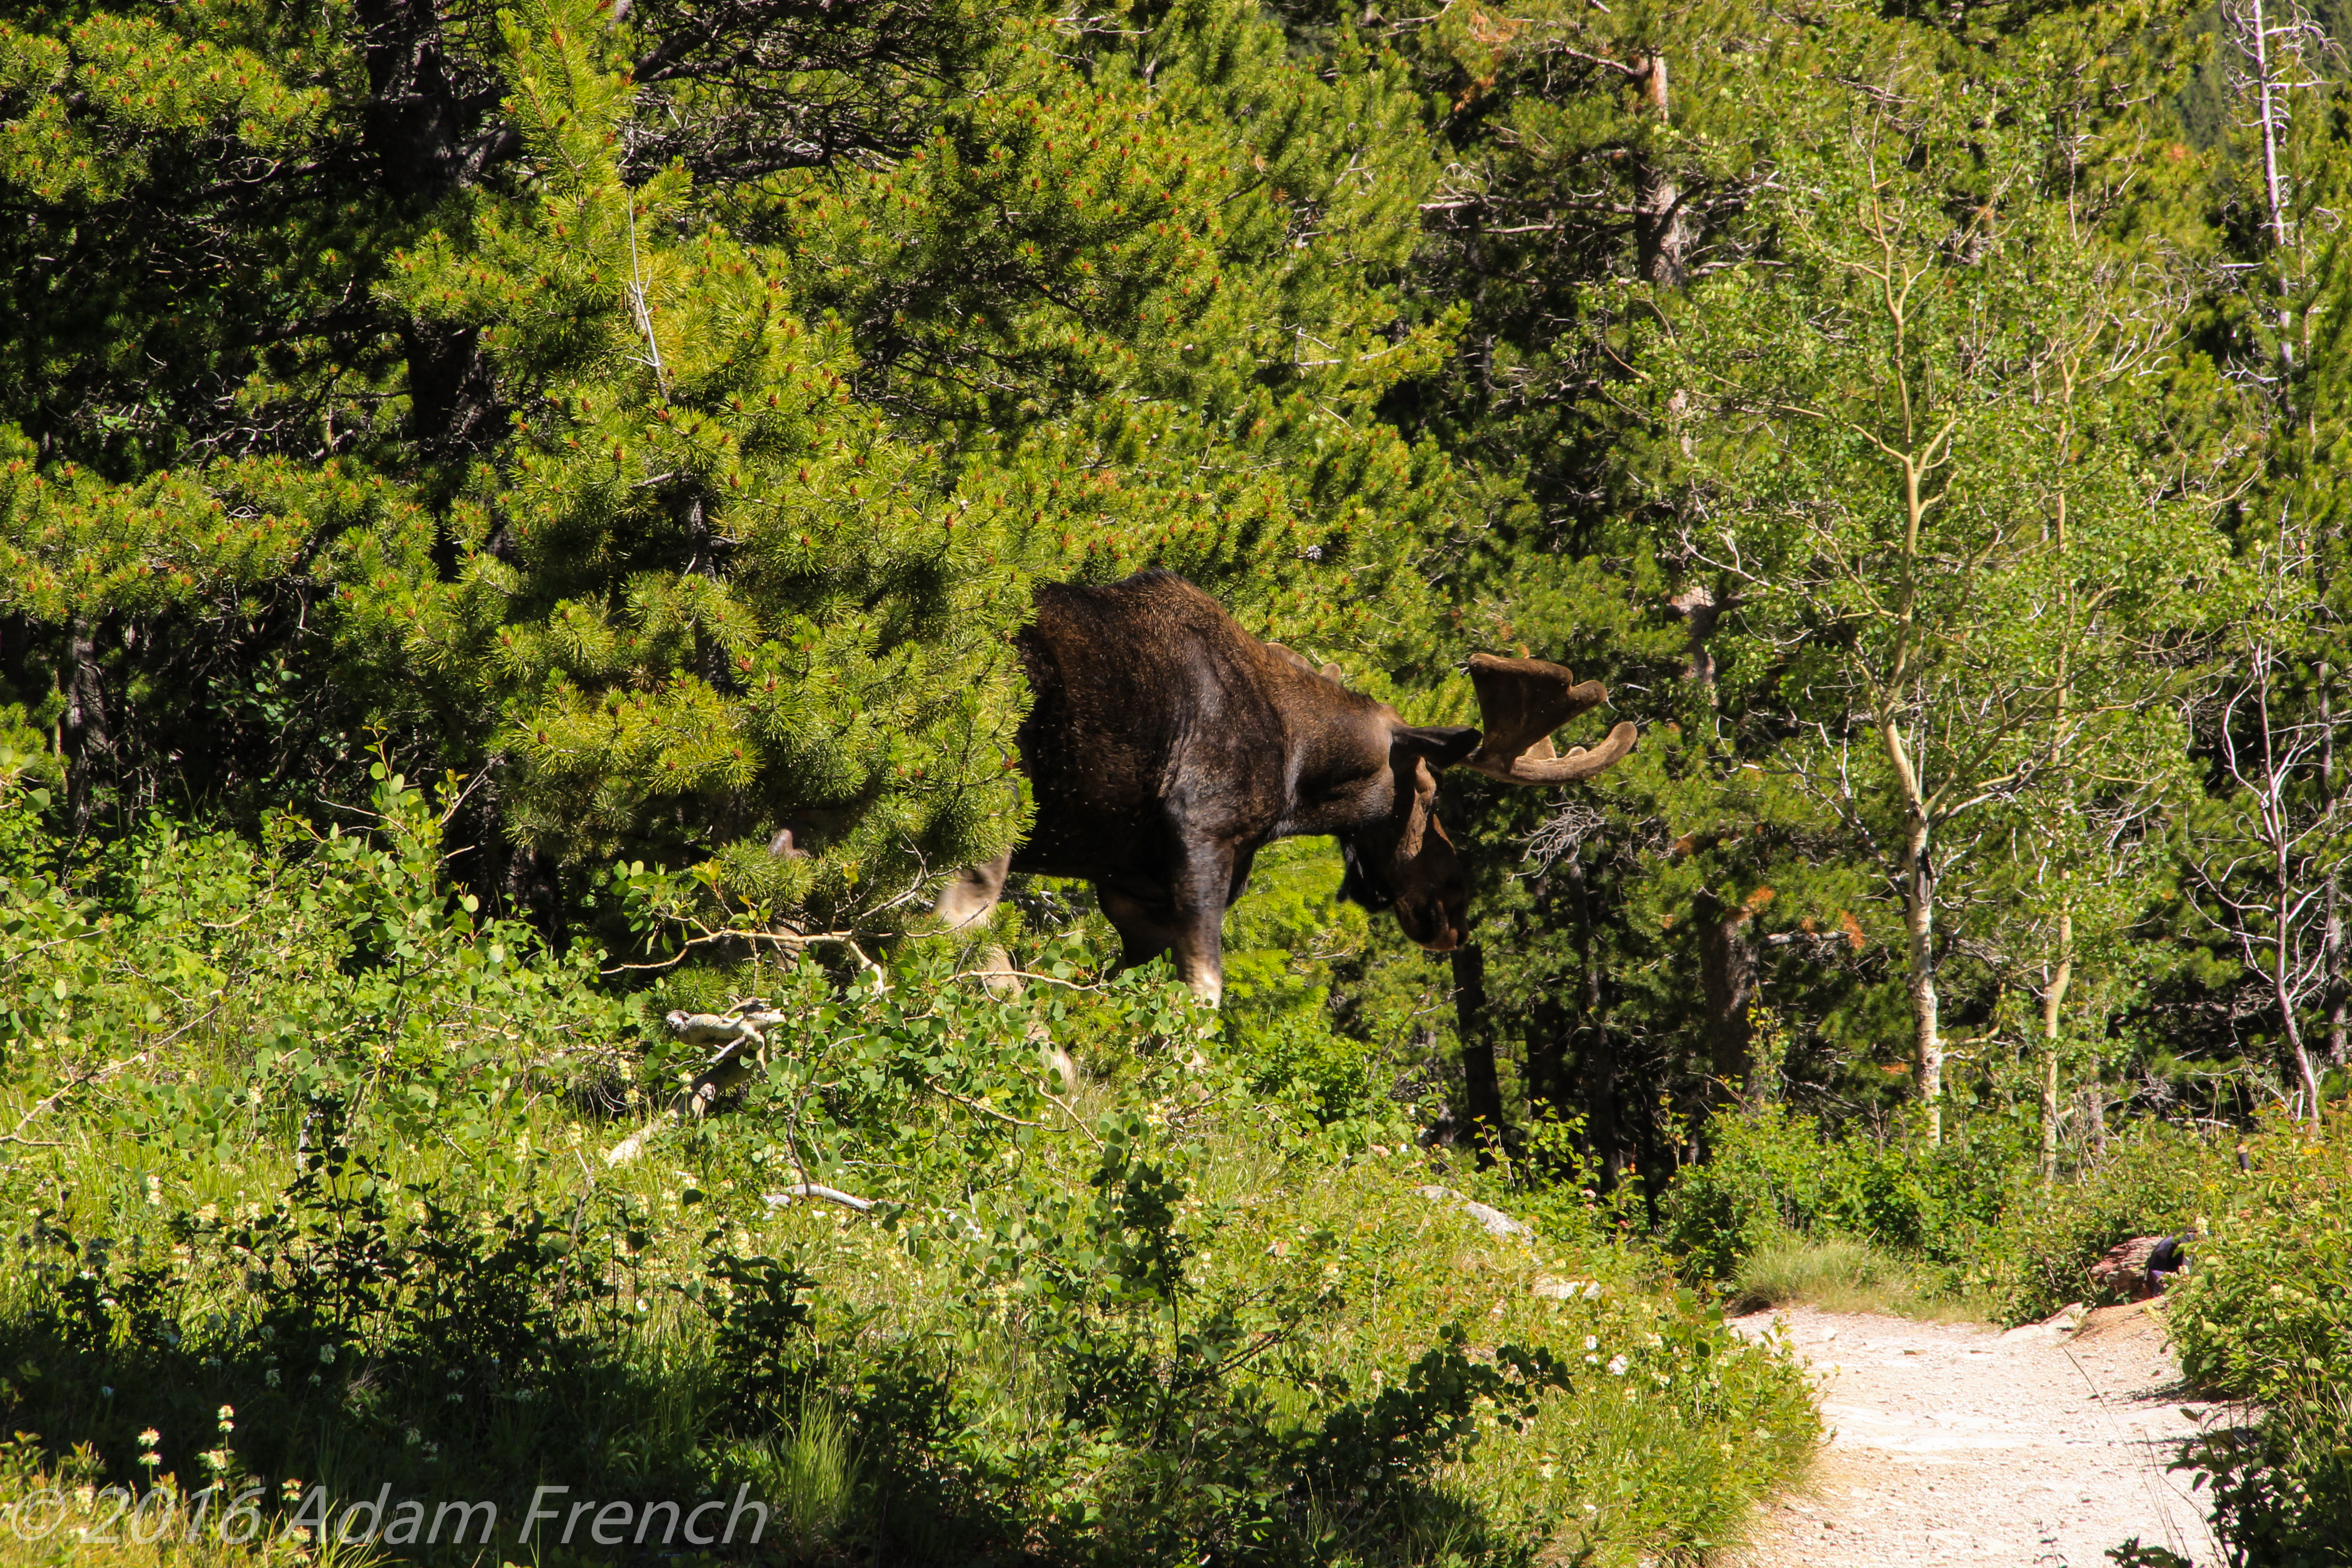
xmin=934 ymin=570 xmax=1637 ymax=1002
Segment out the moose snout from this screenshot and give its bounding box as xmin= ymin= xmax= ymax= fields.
xmin=1395 ymin=895 xmax=1466 ymax=953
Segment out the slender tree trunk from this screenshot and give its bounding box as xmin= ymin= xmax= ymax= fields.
xmin=2243 ymin=0 xmax=2298 ymax=394
xmin=2327 ymin=888 xmax=2350 ymax=1071
xmin=2040 ymin=909 xmax=2073 ymax=1187
xmin=1881 ymin=440 xmax=1943 ymax=1140
xmin=61 ymin=617 xmax=111 ymax=838
xmin=1900 ymin=808 xmax=1945 ymax=1142
xmin=2323 ymin=676 xmax=2348 ymax=1068
xmin=1526 ymin=994 xmax=1571 ymax=1124
xmin=361 ymin=0 xmax=499 ymax=466
xmin=1630 ymin=1069 xmax=1663 ymax=1227
xmin=358 ymin=0 xmax=467 ymax=201
xmin=1564 ymin=846 xmax=1622 ymax=1191
xmin=2274 ymin=869 xmax=2323 ymax=1123
xmin=1452 ymin=943 xmax=1504 ymax=1163
xmin=1632 ymin=55 xmax=1691 ymax=288
xmin=2327 ymin=882 xmax=2347 ymax=1070
xmin=1694 ymin=891 xmax=1757 ymax=1108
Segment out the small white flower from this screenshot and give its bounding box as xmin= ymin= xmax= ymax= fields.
xmin=1583 ymin=1336 xmax=1598 ymax=1352
xmin=1607 ymin=1354 xmax=1629 ymax=1377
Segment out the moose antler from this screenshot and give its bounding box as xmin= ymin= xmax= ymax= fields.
xmin=1459 ymin=653 xmax=1638 ymax=784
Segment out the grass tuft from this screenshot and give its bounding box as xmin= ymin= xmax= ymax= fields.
xmin=1730 ymin=1233 xmax=1980 ymax=1320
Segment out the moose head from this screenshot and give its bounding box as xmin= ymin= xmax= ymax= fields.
xmin=1329 ymin=652 xmax=1640 ymax=956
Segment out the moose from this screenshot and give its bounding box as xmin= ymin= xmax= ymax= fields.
xmin=934 ymin=571 xmax=1637 ymax=1001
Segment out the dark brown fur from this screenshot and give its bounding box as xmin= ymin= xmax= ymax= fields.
xmin=936 ymin=571 xmax=1481 ymax=1001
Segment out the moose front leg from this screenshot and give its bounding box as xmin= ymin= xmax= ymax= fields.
xmin=1095 ymin=848 xmax=1232 ymax=1006
xmin=1166 ymin=847 xmax=1236 ymax=1006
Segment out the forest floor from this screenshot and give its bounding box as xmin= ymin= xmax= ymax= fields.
xmin=1720 ymin=1301 xmax=2223 ymax=1567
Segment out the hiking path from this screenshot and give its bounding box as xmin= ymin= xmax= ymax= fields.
xmin=1722 ymin=1302 xmax=2221 ymax=1567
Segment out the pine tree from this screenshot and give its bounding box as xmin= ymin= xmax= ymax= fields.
xmin=0 ymin=0 xmax=1466 ymax=948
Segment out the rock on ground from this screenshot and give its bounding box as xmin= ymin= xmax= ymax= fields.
xmin=1721 ymin=1303 xmax=2220 ymax=1568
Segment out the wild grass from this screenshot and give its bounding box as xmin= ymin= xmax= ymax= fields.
xmin=0 ymin=1461 xmax=375 ymax=1568
xmin=0 ymin=1092 xmax=1818 ymax=1566
xmin=732 ymin=1401 xmax=858 ymax=1552
xmin=0 ymin=785 xmax=1822 ymax=1565
xmin=1728 ymin=1232 xmax=1984 ymax=1321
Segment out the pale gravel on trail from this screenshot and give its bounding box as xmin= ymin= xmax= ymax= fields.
xmin=1720 ymin=1303 xmax=2224 ymax=1568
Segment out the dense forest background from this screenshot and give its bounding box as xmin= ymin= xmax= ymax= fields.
xmin=10 ymin=3 xmax=2352 ymax=1563
xmin=5 ymin=0 xmax=2352 ymax=1195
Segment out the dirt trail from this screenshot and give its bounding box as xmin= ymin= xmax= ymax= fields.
xmin=1722 ymin=1303 xmax=2220 ymax=1568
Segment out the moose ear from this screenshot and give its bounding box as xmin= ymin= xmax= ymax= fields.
xmin=1391 ymin=725 xmax=1484 ymax=769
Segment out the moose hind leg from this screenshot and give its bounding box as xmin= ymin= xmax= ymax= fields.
xmin=1098 ymin=885 xmax=1182 ymax=973
xmin=934 ymin=851 xmax=1012 ymax=933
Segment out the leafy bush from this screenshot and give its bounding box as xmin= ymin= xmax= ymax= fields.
xmin=2167 ymin=1117 xmax=2352 ymax=1404
xmin=1227 ymin=1009 xmax=1414 ymax=1142
xmin=1660 ymin=1103 xmax=2031 ymax=1284
xmin=0 ymin=781 xmax=1818 ymax=1566
xmin=1982 ymin=1126 xmax=2221 ymax=1324
xmin=2161 ymin=1113 xmax=2352 ymax=1567
xmin=0 ymin=759 xmax=641 ymax=1163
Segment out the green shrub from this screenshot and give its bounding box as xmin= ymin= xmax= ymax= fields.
xmin=1982 ymin=1125 xmax=2222 ymax=1325
xmin=2157 ymin=1112 xmax=2352 ymax=1567
xmin=0 ymin=786 xmax=1818 ymax=1566
xmin=1227 ymin=1009 xmax=1413 ymax=1141
xmin=2177 ymin=1377 xmax=2352 ymax=1568
xmin=1661 ymin=1103 xmax=2031 ymax=1283
xmin=2167 ymin=1116 xmax=2352 ymax=1404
